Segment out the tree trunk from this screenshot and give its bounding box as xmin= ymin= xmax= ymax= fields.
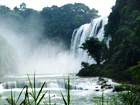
xmin=97 ymin=60 xmax=100 ymax=65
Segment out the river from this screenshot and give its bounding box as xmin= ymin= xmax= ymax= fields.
xmin=0 ymin=74 xmax=119 ymax=105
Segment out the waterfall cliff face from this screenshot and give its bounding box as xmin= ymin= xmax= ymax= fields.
xmin=70 ymin=17 xmax=108 ymax=64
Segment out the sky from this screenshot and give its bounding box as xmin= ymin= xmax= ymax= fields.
xmin=0 ymin=0 xmax=116 ymax=16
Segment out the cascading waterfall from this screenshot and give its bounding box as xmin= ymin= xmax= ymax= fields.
xmin=70 ymin=17 xmax=108 ymax=64
xmin=0 ymin=75 xmax=119 ymax=91
xmin=0 ymin=80 xmax=78 ymax=90
xmin=0 ymin=84 xmax=3 ymax=93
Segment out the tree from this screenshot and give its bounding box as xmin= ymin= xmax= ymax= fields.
xmin=14 ymin=6 xmax=19 ymax=13
xmin=40 ymin=3 xmax=99 ymax=48
xmin=80 ymin=37 xmax=104 ymax=65
xmin=20 ymin=2 xmax=26 ymax=10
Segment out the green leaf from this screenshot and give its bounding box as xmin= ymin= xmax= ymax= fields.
xmin=37 ymin=91 xmax=47 ymax=105
xmin=67 ymin=76 xmax=70 ymax=105
xmin=27 ymin=74 xmax=34 ymax=96
xmin=36 ymin=82 xmax=46 ymax=102
xmin=60 ymin=91 xmax=67 ymax=105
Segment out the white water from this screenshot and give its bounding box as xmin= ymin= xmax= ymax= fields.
xmin=0 ymin=16 xmax=108 ymax=74
xmin=0 ymin=74 xmax=119 ymax=104
xmin=0 ymin=16 xmax=119 ymax=104
xmin=70 ymin=17 xmax=108 ymax=64
xmin=0 ymin=84 xmax=3 ymax=93
xmin=0 ymin=31 xmax=80 ymax=74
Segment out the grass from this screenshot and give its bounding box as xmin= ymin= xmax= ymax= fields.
xmin=120 ymin=91 xmax=140 ymax=105
xmin=94 ymin=95 xmax=120 ymax=105
xmin=6 ymin=73 xmax=47 ymax=105
xmin=5 ymin=74 xmax=140 ymax=105
xmin=60 ymin=75 xmax=70 ymax=105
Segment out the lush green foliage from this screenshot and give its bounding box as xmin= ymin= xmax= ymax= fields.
xmin=0 ymin=3 xmax=98 ymax=48
xmin=0 ymin=6 xmax=42 ymax=34
xmin=40 ymin=3 xmax=99 ymax=48
xmin=0 ymin=3 xmax=98 ymax=75
xmin=121 ymin=91 xmax=140 ymax=105
xmin=78 ymin=0 xmax=140 ymax=83
xmin=104 ymin=0 xmax=140 ymax=71
xmin=127 ymin=62 xmax=140 ymax=84
xmin=77 ymin=64 xmax=104 ymax=77
xmin=80 ymin=37 xmax=105 ymax=65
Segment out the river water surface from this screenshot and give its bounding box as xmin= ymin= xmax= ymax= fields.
xmin=0 ymin=74 xmax=119 ymax=105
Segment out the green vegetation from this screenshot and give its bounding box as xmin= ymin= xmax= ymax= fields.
xmin=77 ymin=3 xmax=140 ymax=104
xmin=104 ymin=0 xmax=140 ymax=71
xmin=6 ymin=73 xmax=47 ymax=105
xmin=0 ymin=3 xmax=98 ymax=48
xmin=60 ymin=76 xmax=70 ymax=105
xmin=0 ymin=3 xmax=99 ymax=75
xmin=6 ymin=74 xmax=140 ymax=105
xmin=78 ymin=0 xmax=140 ymax=84
xmin=127 ymin=62 xmax=140 ymax=84
xmin=80 ymin=37 xmax=105 ymax=65
xmin=77 ymin=1 xmax=140 ymax=104
xmin=6 ymin=74 xmax=71 ymax=105
xmin=41 ymin=3 xmax=99 ymax=47
xmin=0 ymin=0 xmax=140 ymax=104
xmin=77 ymin=64 xmax=103 ymax=76
xmin=120 ymin=91 xmax=140 ymax=105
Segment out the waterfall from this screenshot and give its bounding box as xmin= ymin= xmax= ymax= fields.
xmin=70 ymin=17 xmax=108 ymax=64
xmin=0 ymin=84 xmax=3 ymax=93
xmin=0 ymin=80 xmax=82 ymax=90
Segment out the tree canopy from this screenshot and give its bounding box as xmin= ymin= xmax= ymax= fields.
xmin=41 ymin=3 xmax=99 ymax=48
xmin=0 ymin=3 xmax=99 ymax=75
xmin=0 ymin=3 xmax=99 ymax=48
xmin=78 ymin=0 xmax=140 ymax=83
xmin=80 ymin=37 xmax=104 ymax=65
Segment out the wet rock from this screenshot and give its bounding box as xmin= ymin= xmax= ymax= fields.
xmin=113 ymin=85 xmax=129 ymax=92
xmin=96 ymin=77 xmax=114 ymax=90
xmin=113 ymin=86 xmax=124 ymax=92
xmin=102 ymin=81 xmax=107 ymax=84
xmin=95 ymin=89 xmax=99 ymax=91
xmin=101 ymin=84 xmax=113 ymax=89
xmin=98 ymin=77 xmax=105 ymax=81
xmin=97 ymin=77 xmax=107 ymax=85
xmin=108 ymin=86 xmax=113 ymax=89
xmin=97 ymin=82 xmax=106 ymax=86
xmin=78 ymin=87 xmax=83 ymax=90
xmin=52 ymin=95 xmax=55 ymax=97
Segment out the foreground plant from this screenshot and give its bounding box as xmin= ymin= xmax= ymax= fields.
xmin=60 ymin=75 xmax=70 ymax=105
xmin=120 ymin=91 xmax=140 ymax=105
xmin=6 ymin=73 xmax=47 ymax=105
xmin=6 ymin=85 xmax=29 ymax=105
xmin=6 ymin=74 xmax=140 ymax=105
xmin=94 ymin=92 xmax=120 ymax=105
xmin=27 ymin=73 xmax=47 ymax=105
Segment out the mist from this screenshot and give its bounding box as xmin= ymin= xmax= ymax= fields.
xmin=0 ymin=12 xmax=81 ymax=74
